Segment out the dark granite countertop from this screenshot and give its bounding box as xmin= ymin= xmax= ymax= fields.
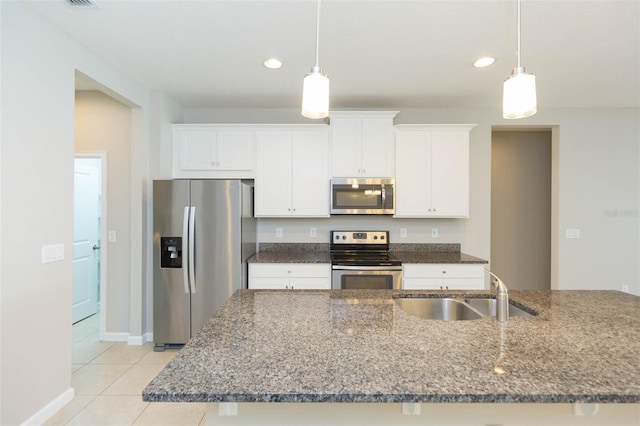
xmin=248 ymin=251 xmax=331 ymax=264
xmin=248 ymin=243 xmax=330 ymax=264
xmin=248 ymin=243 xmax=487 ymax=264
xmin=143 ymin=289 xmax=640 ymax=404
xmin=391 ymin=251 xmax=487 ymax=264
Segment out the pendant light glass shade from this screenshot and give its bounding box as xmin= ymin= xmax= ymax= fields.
xmin=302 ymin=66 xmax=329 ymax=119
xmin=502 ymin=0 xmax=537 ymax=119
xmin=503 ymin=67 xmax=537 ymax=119
xmin=301 ymin=0 xmax=329 ymax=119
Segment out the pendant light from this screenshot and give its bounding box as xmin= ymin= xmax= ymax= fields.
xmin=301 ymin=0 xmax=329 ymax=119
xmin=503 ymin=0 xmax=537 ymax=119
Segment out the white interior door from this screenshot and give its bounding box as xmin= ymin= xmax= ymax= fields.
xmin=73 ymin=158 xmax=101 ymax=323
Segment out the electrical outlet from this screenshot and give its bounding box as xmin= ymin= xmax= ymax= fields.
xmin=108 ymin=230 xmax=117 ymax=242
xmin=400 ymin=228 xmax=407 ymax=238
xmin=275 ymin=228 xmax=283 ymax=238
xmin=310 ymin=228 xmax=317 ymax=238
xmin=431 ymin=228 xmax=438 ymax=238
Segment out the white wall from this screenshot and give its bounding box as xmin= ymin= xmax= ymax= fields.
xmin=0 ymin=2 xmax=153 ymax=424
xmin=184 ymin=107 xmax=640 ymax=294
xmin=75 ymin=91 xmax=132 ymax=335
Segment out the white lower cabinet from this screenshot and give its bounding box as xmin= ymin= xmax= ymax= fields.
xmin=249 ymin=264 xmax=331 ymax=290
xmin=402 ymin=264 xmax=485 ymax=290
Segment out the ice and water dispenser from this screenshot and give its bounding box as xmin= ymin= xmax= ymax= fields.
xmin=160 ymin=237 xmax=182 ymax=268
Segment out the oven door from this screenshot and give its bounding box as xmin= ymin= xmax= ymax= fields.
xmin=332 ymin=266 xmax=402 ymax=290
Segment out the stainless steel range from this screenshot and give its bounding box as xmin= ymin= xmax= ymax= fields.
xmin=330 ymin=230 xmax=402 ymax=290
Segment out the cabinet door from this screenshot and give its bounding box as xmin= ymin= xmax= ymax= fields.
xmin=430 ymin=131 xmax=469 ymax=217
xmin=291 ymin=131 xmax=330 ymax=217
xmin=361 ymin=118 xmax=394 ymax=177
xmin=402 ymin=278 xmax=484 ymax=290
xmin=394 ymin=131 xmax=431 ymax=217
xmin=289 ymin=278 xmax=332 ymax=290
xmin=330 ymin=119 xmax=362 ymax=177
xmin=178 ymin=129 xmax=216 ymax=170
xmin=255 ymin=132 xmax=293 ymax=216
xmin=216 ymin=131 xmax=254 ymax=171
xmin=248 ymin=278 xmax=290 ymax=289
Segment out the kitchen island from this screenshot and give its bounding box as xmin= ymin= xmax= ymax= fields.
xmin=143 ymin=289 xmax=640 ymax=425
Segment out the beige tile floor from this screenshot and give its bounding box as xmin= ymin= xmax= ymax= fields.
xmin=45 ymin=314 xmax=206 ymax=425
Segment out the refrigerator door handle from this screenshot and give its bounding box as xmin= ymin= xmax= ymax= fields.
xmin=182 ymin=206 xmax=190 ymax=294
xmin=188 ymin=206 xmax=197 ymax=294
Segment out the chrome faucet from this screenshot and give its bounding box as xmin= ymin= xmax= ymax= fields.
xmin=485 ymin=269 xmax=509 ymax=323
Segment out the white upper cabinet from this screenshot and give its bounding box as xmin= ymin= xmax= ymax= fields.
xmin=255 ymin=126 xmax=330 ymax=217
xmin=173 ymin=125 xmax=254 ymax=178
xmin=330 ymin=111 xmax=398 ymax=177
xmin=394 ymin=125 xmax=475 ymax=218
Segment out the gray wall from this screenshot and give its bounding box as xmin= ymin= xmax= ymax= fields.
xmin=75 ymin=91 xmax=132 ymax=334
xmin=1 ymin=2 xmax=151 ymax=423
xmin=491 ymin=130 xmax=552 ymax=290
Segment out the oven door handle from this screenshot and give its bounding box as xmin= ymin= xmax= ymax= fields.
xmin=332 ymin=265 xmax=403 ymax=271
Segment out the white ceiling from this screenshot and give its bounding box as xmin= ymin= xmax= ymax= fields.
xmin=25 ymin=0 xmax=640 ymax=110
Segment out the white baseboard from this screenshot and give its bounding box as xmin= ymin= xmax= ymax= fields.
xmin=101 ymin=331 xmax=129 ymax=342
xmin=21 ymin=388 xmax=74 ymax=426
xmin=100 ymin=331 xmax=153 ymax=345
xmin=127 ymin=332 xmax=153 ymax=346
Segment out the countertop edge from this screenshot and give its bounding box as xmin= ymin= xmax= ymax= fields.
xmin=143 ymin=392 xmax=639 ymax=404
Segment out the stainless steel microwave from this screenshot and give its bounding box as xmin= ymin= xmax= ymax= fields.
xmin=330 ymin=178 xmax=395 ymax=215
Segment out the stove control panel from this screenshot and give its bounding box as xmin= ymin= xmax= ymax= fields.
xmin=331 ymin=231 xmax=389 ymax=245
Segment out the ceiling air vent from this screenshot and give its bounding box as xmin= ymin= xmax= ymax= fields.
xmin=66 ymin=0 xmax=99 ymax=7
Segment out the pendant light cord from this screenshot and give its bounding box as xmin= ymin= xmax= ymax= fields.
xmin=516 ymin=0 xmax=521 ymax=68
xmin=314 ymin=0 xmax=322 ymax=67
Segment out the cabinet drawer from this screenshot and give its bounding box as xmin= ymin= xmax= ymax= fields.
xmin=249 ymin=278 xmax=289 ymax=289
xmin=403 ymin=264 xmax=484 ymax=279
xmin=403 ymin=278 xmax=485 ymax=290
xmin=249 ymin=263 xmax=331 ymax=278
xmin=248 ymin=276 xmax=331 ymax=290
xmin=289 ymin=278 xmax=331 ymax=290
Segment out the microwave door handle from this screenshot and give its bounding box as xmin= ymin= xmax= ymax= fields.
xmin=381 ymin=185 xmax=386 ymax=205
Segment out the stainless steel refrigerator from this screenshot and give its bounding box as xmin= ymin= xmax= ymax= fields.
xmin=152 ymin=179 xmax=256 ymax=350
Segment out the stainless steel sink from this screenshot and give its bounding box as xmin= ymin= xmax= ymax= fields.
xmin=464 ymin=298 xmax=533 ymax=317
xmin=394 ymin=298 xmax=483 ymax=321
xmin=394 ymin=297 xmax=534 ymax=321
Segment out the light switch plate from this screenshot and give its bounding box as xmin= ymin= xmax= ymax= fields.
xmin=431 ymin=228 xmax=438 ymax=238
xmin=108 ymin=230 xmax=117 ymax=242
xmin=565 ymin=228 xmax=580 ymax=239
xmin=41 ymin=243 xmax=64 ymax=264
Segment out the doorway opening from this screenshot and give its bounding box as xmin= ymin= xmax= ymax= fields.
xmin=73 ymin=153 xmax=107 ymax=339
xmin=491 ymin=128 xmax=555 ymax=290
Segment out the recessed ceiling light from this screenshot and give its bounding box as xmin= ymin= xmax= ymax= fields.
xmin=263 ymin=58 xmax=283 ymax=70
xmin=473 ymin=56 xmax=496 ymax=68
